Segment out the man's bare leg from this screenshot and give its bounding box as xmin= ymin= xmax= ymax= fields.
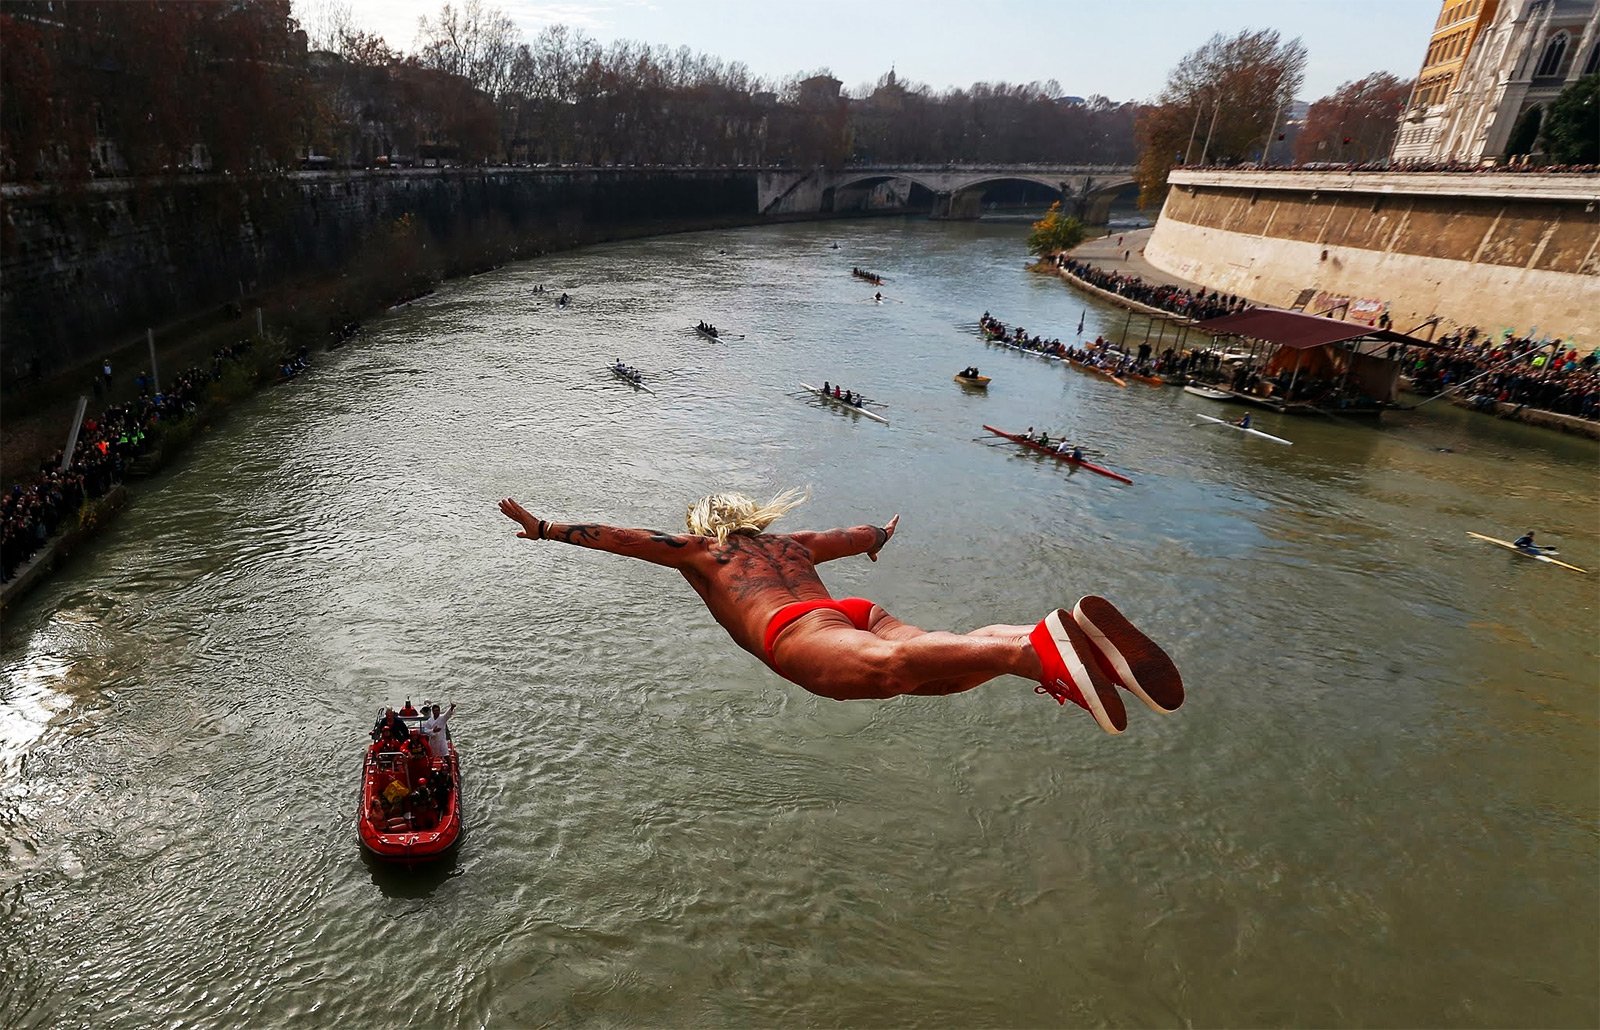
xmin=865 ymin=612 xmax=1038 ymax=695
xmin=776 ymin=622 xmax=1041 ymax=701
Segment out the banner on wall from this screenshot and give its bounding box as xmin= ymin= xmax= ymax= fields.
xmin=1307 ymin=290 xmax=1389 ymax=327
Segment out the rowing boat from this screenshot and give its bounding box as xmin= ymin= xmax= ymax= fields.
xmin=981 ymin=425 xmax=1132 ymax=485
xmin=1126 ymin=372 xmax=1166 ymax=388
xmin=1068 ymin=357 xmax=1127 ymax=388
xmin=799 ymin=383 xmax=890 ymax=425
xmin=1183 ymin=384 xmax=1232 ymax=400
xmin=610 ymin=366 xmax=655 ymax=393
xmin=695 ymin=326 xmax=720 ymax=340
xmin=1194 ymin=412 xmax=1293 ymax=446
xmin=954 ymin=374 xmax=991 ymax=389
xmin=1466 ymin=532 xmax=1587 ymax=573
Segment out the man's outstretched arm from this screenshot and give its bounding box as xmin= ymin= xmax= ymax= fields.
xmin=499 ymin=498 xmax=702 ymax=568
xmin=792 ymin=514 xmax=899 ymax=564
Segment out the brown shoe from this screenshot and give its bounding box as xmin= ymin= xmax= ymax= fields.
xmin=1071 ymin=596 xmax=1184 ymax=713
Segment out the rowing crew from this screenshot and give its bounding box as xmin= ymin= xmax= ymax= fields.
xmin=612 ymin=360 xmax=643 ymax=380
xmin=820 ymin=381 xmax=868 ymax=408
xmin=697 ymin=321 xmax=719 ymax=337
xmin=1021 ymin=427 xmax=1085 ymax=461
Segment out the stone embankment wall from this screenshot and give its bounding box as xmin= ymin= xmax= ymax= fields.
xmin=1 ymin=168 xmax=757 ymax=381
xmin=1145 ymin=170 xmax=1600 ymax=341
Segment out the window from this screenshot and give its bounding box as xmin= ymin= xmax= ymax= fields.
xmin=1534 ymin=32 xmax=1568 ymax=77
xmin=1584 ymin=41 xmax=1600 ymax=77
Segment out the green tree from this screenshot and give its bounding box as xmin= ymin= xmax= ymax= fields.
xmin=1541 ymin=73 xmax=1599 ymax=163
xmin=1027 ymin=202 xmax=1087 ymax=257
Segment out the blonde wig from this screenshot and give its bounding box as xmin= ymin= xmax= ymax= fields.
xmin=685 ymin=488 xmax=808 ymax=544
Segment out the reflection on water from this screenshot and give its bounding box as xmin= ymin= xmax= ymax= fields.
xmin=1 ymin=216 xmax=1596 ymax=1028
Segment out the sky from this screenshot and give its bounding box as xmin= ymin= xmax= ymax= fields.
xmin=319 ymin=0 xmax=1443 ymax=103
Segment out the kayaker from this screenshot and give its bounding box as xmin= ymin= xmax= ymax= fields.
xmin=1513 ymin=532 xmax=1537 ymax=551
xmin=498 ymin=494 xmax=1183 ymax=735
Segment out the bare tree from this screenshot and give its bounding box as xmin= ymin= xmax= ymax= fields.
xmin=1294 ymin=72 xmax=1411 ymax=164
xmin=415 ymin=0 xmax=519 ymax=98
xmin=1136 ymin=29 xmax=1307 ymax=205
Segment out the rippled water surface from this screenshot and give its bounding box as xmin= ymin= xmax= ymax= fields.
xmin=3 ymin=218 xmax=1597 ymax=1028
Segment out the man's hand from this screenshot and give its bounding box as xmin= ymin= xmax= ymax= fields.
xmin=868 ymin=514 xmax=899 ymax=561
xmin=499 ymin=498 xmax=544 ymax=539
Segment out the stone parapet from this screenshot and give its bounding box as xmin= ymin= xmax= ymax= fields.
xmin=1148 ymin=169 xmax=1600 ymax=341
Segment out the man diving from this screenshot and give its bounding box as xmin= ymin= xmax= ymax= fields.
xmin=498 ymin=492 xmax=1183 ymax=734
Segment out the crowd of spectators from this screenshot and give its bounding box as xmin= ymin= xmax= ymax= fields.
xmin=1174 ymin=160 xmax=1600 ymax=174
xmin=1057 ymin=257 xmax=1247 ymax=322
xmin=1 ymin=339 xmax=259 ymax=585
xmin=1057 ymin=256 xmax=1595 ymax=422
xmin=1406 ymin=329 xmax=1600 ymax=421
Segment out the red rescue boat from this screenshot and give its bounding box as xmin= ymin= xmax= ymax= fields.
xmin=357 ymin=715 xmax=462 ymax=863
xmin=982 ymin=424 xmax=1134 ymax=485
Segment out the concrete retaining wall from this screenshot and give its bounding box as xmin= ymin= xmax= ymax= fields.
xmin=1 ymin=168 xmax=758 ymax=382
xmin=1145 ymin=170 xmax=1600 ymax=342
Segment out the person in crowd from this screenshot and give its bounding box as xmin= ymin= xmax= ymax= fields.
xmin=498 ymin=493 xmax=1183 ymax=735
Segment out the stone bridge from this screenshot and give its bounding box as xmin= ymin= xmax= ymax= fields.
xmin=758 ymin=164 xmax=1137 ymax=221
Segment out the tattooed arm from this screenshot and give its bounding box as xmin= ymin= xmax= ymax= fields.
xmin=791 ymin=514 xmax=899 ymax=564
xmin=498 ymin=498 xmax=702 ymax=568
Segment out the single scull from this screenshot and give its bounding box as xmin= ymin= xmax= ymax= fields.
xmin=1194 ymin=412 xmax=1292 ymax=446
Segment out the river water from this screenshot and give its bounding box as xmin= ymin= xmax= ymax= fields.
xmin=2 ymin=217 xmax=1596 ymax=1029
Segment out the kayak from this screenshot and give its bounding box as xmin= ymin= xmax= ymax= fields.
xmin=1466 ymin=532 xmax=1587 ymax=573
xmin=1194 ymin=412 xmax=1293 ymax=446
xmin=981 ymin=425 xmax=1133 ymax=485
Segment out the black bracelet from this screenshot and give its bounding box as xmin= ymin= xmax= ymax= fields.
xmin=537 ymin=519 xmax=548 ymax=540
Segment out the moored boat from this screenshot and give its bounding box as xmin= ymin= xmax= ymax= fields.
xmin=1125 ymin=372 xmax=1166 ymax=388
xmin=358 ymin=715 xmax=462 ymax=863
xmin=799 ymin=382 xmax=890 ymax=424
xmin=1067 ymin=357 xmax=1127 ymax=387
xmin=981 ymin=424 xmax=1133 ymax=484
xmin=1183 ymin=384 xmax=1233 ymax=400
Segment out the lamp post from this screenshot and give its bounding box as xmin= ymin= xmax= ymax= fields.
xmin=1199 ymin=96 xmax=1222 ymax=165
xmin=1183 ymin=93 xmax=1206 ymax=165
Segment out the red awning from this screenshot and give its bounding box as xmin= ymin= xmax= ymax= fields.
xmin=1196 ymin=308 xmax=1441 ymax=350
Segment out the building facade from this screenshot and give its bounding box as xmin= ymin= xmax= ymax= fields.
xmin=1393 ymin=0 xmax=1502 ymax=160
xmin=1395 ymin=0 xmax=1600 ymax=164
